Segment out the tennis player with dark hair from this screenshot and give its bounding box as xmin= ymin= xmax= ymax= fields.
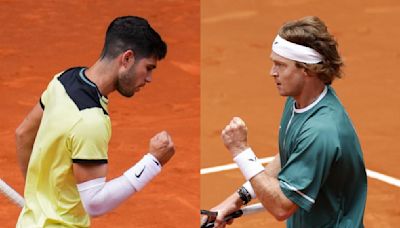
xmin=15 ymin=16 xmax=175 ymax=227
xmin=208 ymin=16 xmax=367 ymax=227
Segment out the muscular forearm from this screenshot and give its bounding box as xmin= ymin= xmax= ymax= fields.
xmin=16 ymin=127 xmax=38 ymax=178
xmin=250 ymin=171 xmax=297 ymax=221
xmin=220 ymin=118 xmax=297 ymax=222
xmin=241 ymin=154 xmax=280 ymax=199
xmin=224 ymin=191 xmax=243 ymax=210
xmin=240 ymin=153 xmax=295 ymax=220
xmin=210 ymin=190 xmax=244 ymax=227
xmin=15 ymin=103 xmax=43 ymax=178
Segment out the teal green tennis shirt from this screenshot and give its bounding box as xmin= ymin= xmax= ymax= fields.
xmin=278 ymin=86 xmax=367 ymax=228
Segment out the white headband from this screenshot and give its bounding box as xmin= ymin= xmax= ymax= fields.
xmin=272 ymin=35 xmax=323 ymax=64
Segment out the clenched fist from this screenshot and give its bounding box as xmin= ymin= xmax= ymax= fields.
xmin=221 ymin=117 xmax=249 ymax=158
xmin=149 ymin=131 xmax=175 ymax=166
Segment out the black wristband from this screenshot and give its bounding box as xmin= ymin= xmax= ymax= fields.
xmin=237 ymin=186 xmax=252 ymax=205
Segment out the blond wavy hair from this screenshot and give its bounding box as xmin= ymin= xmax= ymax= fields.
xmin=278 ymin=16 xmax=343 ymax=84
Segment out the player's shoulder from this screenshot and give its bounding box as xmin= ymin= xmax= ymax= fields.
xmin=78 ymin=108 xmax=109 ymax=128
xmin=56 ymin=67 xmax=108 ymax=115
xmin=56 ymin=67 xmax=86 ymax=86
xmin=301 ymin=107 xmax=339 ymax=141
xmin=46 ymin=67 xmax=83 ymax=89
xmin=306 ymin=107 xmax=336 ymax=128
xmin=71 ymin=109 xmax=111 ymax=139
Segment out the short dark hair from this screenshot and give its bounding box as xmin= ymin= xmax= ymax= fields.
xmin=100 ymin=16 xmax=167 ymax=60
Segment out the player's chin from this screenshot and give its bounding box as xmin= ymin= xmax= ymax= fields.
xmin=119 ymin=89 xmax=135 ymax=98
xmin=116 ymin=84 xmax=136 ymax=97
xmin=276 ymin=88 xmax=290 ymax=97
xmin=276 ymin=90 xmax=286 ymax=96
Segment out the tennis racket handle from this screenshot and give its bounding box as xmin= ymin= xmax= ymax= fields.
xmin=224 ymin=209 xmax=244 ymax=221
xmin=201 ymin=209 xmax=243 ymax=228
xmin=201 ymin=204 xmax=264 ymax=228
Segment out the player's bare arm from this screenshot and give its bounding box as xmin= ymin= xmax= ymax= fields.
xmin=220 ymin=117 xmax=298 ymax=222
xmin=206 ymin=153 xmax=281 ymax=227
xmin=250 ymin=153 xmax=298 ymax=220
xmin=209 ymin=191 xmax=242 ymax=227
xmin=73 ymin=163 xmax=108 ymax=184
xmin=15 ymin=102 xmax=43 ymax=178
xmin=250 ymin=170 xmax=298 ymax=221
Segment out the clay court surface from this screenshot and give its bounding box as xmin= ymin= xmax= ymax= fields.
xmin=1 ymin=0 xmax=400 ymax=227
xmin=0 ymin=1 xmax=199 ymax=227
xmin=201 ymin=0 xmax=400 ymax=227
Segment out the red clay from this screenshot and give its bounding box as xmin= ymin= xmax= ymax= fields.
xmin=0 ymin=1 xmax=199 ymax=227
xmin=201 ymin=0 xmax=400 ymax=227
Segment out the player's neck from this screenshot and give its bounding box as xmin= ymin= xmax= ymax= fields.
xmin=293 ymin=80 xmax=326 ymax=109
xmin=85 ymin=59 xmax=118 ymax=96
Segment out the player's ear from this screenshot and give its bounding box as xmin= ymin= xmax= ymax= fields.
xmin=303 ymin=68 xmax=315 ymax=78
xmin=303 ymin=68 xmax=310 ymax=77
xmin=120 ymin=50 xmax=135 ymax=67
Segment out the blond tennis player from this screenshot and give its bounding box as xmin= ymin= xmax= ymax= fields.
xmin=211 ymin=16 xmax=367 ymax=228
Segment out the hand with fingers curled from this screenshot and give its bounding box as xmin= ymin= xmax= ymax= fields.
xmin=221 ymin=117 xmax=249 ymax=158
xmin=209 ymin=193 xmax=243 ymax=228
xmin=149 ymin=131 xmax=175 ymax=166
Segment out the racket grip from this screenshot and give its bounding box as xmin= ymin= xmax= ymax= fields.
xmin=202 ymin=210 xmax=244 ymax=228
xmin=224 ymin=210 xmax=244 ymax=221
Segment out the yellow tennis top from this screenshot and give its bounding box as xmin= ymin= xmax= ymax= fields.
xmin=17 ymin=67 xmax=111 ymax=227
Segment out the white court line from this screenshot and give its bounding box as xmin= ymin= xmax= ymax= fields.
xmin=366 ymin=169 xmax=400 ymax=187
xmin=201 ymin=156 xmax=400 ymax=188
